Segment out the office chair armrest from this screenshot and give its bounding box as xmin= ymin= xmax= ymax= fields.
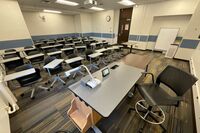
xmin=142 ymin=72 xmax=155 ymax=83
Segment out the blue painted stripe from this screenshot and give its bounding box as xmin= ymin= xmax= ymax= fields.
xmin=91 ymin=33 xmax=114 ymax=38
xmin=32 ymin=32 xmax=115 ymax=41
xmin=148 ymin=35 xmax=157 ymax=42
xmin=129 ymin=35 xmax=138 ymax=41
xmin=180 ymin=39 xmax=199 ymax=49
xmin=129 ymin=34 xmax=183 ymax=42
xmin=32 ymin=33 xmax=77 ymax=41
xmin=139 ymin=35 xmax=148 ymax=42
xmin=0 ymin=39 xmax=33 ymax=50
xmin=82 ymin=33 xmax=93 ymax=37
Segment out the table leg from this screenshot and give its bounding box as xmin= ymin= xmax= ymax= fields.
xmin=130 ymin=45 xmax=133 ymax=53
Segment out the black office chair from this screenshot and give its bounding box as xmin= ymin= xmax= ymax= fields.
xmin=44 ymin=56 xmax=66 ymax=88
xmin=63 ymin=47 xmax=74 ymax=56
xmin=85 ymin=49 xmax=99 ymax=70
xmin=46 ymin=48 xmax=62 ymax=59
xmin=27 ymin=50 xmax=44 ymax=65
xmin=3 ymin=54 xmax=24 ymax=70
xmin=129 ymin=65 xmax=198 ymax=131
xmin=68 ymin=54 xmax=84 ymax=78
xmin=15 ymin=64 xmax=48 ymax=99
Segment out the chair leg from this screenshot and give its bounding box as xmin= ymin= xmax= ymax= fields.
xmin=30 ymin=88 xmax=35 ymax=99
xmin=57 ymin=76 xmax=66 ymax=85
xmin=73 ymin=73 xmax=77 ymax=79
xmin=50 ymin=77 xmax=57 ymax=88
xmin=38 ymin=85 xmax=49 ymax=91
xmin=128 ymin=100 xmax=166 ymax=132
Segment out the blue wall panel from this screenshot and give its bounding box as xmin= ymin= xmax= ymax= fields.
xmin=0 ymin=39 xmax=33 ymax=50
xmin=180 ymin=39 xmax=199 ymax=49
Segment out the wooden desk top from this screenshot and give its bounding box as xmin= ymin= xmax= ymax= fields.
xmin=121 ymin=54 xmax=153 ymax=70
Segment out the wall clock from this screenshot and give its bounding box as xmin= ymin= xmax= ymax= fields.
xmin=106 ymin=15 xmax=111 ymax=22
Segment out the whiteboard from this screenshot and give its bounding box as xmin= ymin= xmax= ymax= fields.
xmin=155 ymin=28 xmax=179 ymax=51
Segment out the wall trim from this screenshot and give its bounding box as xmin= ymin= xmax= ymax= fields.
xmin=180 ymin=39 xmax=200 ymax=49
xmin=128 ymin=34 xmax=183 ymax=43
xmin=0 ymin=39 xmax=33 ymax=50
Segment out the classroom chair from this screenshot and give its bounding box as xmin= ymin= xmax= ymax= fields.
xmin=68 ymin=54 xmax=84 ymax=78
xmin=27 ymin=50 xmax=44 ymax=65
xmin=44 ymin=56 xmax=66 ymax=88
xmin=129 ymin=65 xmax=198 ymax=132
xmin=15 ymin=64 xmax=48 ymax=99
xmin=85 ymin=49 xmax=99 ymax=70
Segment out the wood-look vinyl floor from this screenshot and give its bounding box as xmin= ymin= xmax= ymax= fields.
xmin=9 ymin=50 xmax=195 ymax=133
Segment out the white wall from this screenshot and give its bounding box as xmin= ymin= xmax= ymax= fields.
xmin=74 ymin=14 xmax=81 ymax=33
xmin=130 ymin=0 xmax=199 ymax=35
xmin=113 ymin=10 xmax=120 ymax=43
xmin=146 ymin=15 xmax=191 ymax=50
xmin=80 ymin=13 xmax=92 ymax=33
xmin=175 ymin=0 xmax=200 ymax=60
xmin=22 ymin=11 xmax=76 ymax=36
xmin=92 ymin=10 xmax=114 ymax=34
xmin=150 ymin=15 xmax=191 ymax=37
xmin=0 ymin=0 xmax=31 ymax=41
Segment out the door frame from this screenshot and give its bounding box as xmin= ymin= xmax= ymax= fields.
xmin=117 ymin=7 xmax=133 ymax=44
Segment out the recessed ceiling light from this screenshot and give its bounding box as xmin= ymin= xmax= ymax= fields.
xmin=56 ymin=0 xmax=79 ymax=6
xmin=90 ymin=7 xmax=104 ymax=11
xmin=118 ymin=0 xmax=136 ymax=6
xmin=43 ymin=9 xmax=62 ymax=14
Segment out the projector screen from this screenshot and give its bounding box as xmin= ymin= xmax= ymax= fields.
xmin=155 ymin=28 xmax=179 ymax=51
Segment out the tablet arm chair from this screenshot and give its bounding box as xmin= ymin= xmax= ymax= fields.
xmin=68 ymin=54 xmax=84 ymax=79
xmin=85 ymin=49 xmax=99 ymax=70
xmin=68 ymin=97 xmax=93 ymax=133
xmin=15 ymin=64 xmax=48 ymax=99
xmin=129 ymin=65 xmax=198 ymax=131
xmin=47 ymin=48 xmax=62 ymax=59
xmin=27 ymin=51 xmax=44 ymax=65
xmin=3 ymin=54 xmax=24 ymax=70
xmin=44 ymin=56 xmax=66 ymax=88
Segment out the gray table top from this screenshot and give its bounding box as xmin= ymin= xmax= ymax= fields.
xmin=68 ymin=62 xmax=143 ymax=117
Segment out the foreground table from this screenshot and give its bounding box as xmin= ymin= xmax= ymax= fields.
xmin=68 ymin=62 xmax=143 ymax=117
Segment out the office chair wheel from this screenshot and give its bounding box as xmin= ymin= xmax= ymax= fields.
xmin=20 ymin=93 xmax=25 ymax=97
xmin=50 ymin=86 xmax=53 ymax=88
xmin=31 ymin=97 xmax=35 ymax=100
xmin=135 ymin=100 xmax=165 ymax=125
xmin=47 ymin=89 xmax=50 ymax=91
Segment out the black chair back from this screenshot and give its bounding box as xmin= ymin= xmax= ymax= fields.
xmin=28 ymin=51 xmax=44 ymax=63
xmin=85 ymin=49 xmax=93 ymax=61
xmin=15 ymin=64 xmax=41 ymax=87
xmin=47 ymin=48 xmax=61 ymax=59
xmin=68 ymin=54 xmax=82 ymax=68
xmin=156 ymin=65 xmax=198 ymax=96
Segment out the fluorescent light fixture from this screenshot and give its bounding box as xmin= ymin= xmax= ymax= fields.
xmin=43 ymin=9 xmax=62 ymax=14
xmin=90 ymin=7 xmax=104 ymax=11
xmin=56 ymin=0 xmax=79 ymax=6
xmin=118 ymin=0 xmax=136 ymax=6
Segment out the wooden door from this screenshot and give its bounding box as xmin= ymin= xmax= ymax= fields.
xmin=117 ymin=7 xmax=133 ymax=44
